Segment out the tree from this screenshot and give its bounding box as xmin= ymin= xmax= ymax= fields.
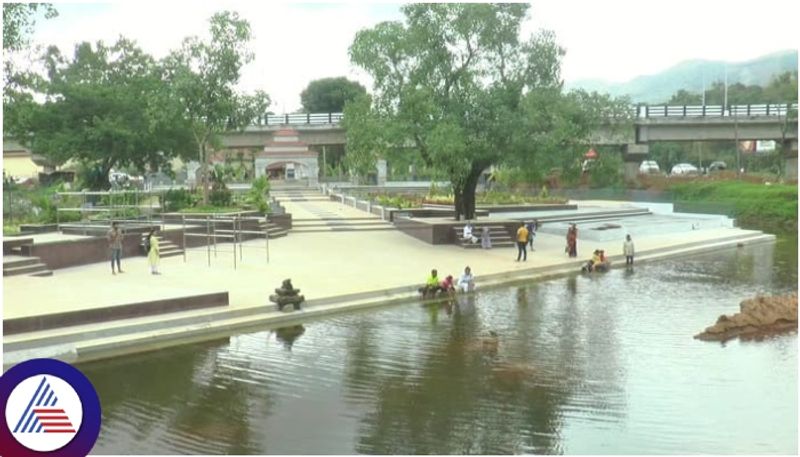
xmin=300 ymin=76 xmax=367 ymax=112
xmin=349 ymin=4 xmax=623 ymax=219
xmin=6 ymin=38 xmax=195 ymax=189
xmin=3 ymin=3 xmax=57 ymax=52
xmin=3 ymin=3 xmax=57 ymax=132
xmin=163 ymin=11 xmax=270 ymax=204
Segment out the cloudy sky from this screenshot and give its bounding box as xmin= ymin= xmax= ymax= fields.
xmin=21 ymin=1 xmax=800 ymax=112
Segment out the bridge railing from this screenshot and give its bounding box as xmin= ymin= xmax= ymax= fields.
xmin=252 ymin=112 xmax=344 ymax=126
xmin=638 ymin=103 xmax=798 ymax=118
xmin=244 ymin=102 xmax=797 ymax=127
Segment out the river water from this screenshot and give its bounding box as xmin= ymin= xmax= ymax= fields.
xmin=83 ymin=237 xmax=797 ymax=455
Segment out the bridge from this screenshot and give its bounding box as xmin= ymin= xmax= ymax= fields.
xmin=221 ymin=103 xmax=798 ymax=180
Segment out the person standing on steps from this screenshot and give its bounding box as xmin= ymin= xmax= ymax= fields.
xmin=107 ymin=221 xmax=124 ymax=275
xmin=623 ymin=234 xmax=635 ymax=266
xmin=481 ymin=226 xmax=492 ymax=249
xmin=516 ymin=222 xmax=529 ymax=262
xmin=147 ymin=228 xmax=161 ymax=275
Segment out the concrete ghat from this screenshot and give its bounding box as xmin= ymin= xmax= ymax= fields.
xmin=3 ymin=230 xmax=773 ymax=370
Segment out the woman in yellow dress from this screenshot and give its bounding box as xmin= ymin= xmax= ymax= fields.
xmin=147 ymin=229 xmax=160 ymax=275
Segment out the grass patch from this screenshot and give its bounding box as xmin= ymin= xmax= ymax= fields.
xmin=670 ymin=181 xmax=798 ymax=232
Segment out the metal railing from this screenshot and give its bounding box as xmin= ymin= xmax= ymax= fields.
xmin=636 ymin=103 xmax=798 ymax=118
xmin=180 ymin=213 xmax=269 ymax=269
xmin=245 ymin=103 xmax=798 ymax=127
xmin=252 ymin=112 xmax=344 ymax=126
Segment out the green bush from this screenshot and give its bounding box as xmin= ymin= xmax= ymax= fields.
xmin=164 ymin=189 xmax=197 ymax=212
xmin=209 ymin=188 xmax=232 ymax=207
xmin=246 ymin=176 xmax=271 ymax=213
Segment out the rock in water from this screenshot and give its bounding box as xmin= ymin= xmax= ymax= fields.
xmin=695 ymin=293 xmax=798 ymax=342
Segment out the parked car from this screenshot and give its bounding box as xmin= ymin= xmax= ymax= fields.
xmin=639 ymin=160 xmax=661 ymax=175
xmin=708 ymin=161 xmax=727 ymax=172
xmin=670 ymin=163 xmax=700 ymax=176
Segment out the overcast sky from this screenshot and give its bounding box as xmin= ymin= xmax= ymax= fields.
xmin=21 ymin=1 xmax=800 ymax=112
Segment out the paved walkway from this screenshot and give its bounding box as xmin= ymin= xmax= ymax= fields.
xmin=3 ymin=193 xmax=766 ymax=321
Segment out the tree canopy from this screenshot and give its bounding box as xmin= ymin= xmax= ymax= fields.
xmin=348 ymin=4 xmax=626 ymax=219
xmin=161 ymin=11 xmax=269 ymax=203
xmin=5 ymin=38 xmax=195 ymax=189
xmin=300 ymin=76 xmax=367 ymax=112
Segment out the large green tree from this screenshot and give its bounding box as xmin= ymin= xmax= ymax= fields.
xmin=163 ymin=11 xmax=269 ymax=203
xmin=3 ymin=3 xmax=57 ymax=132
xmin=349 ymin=4 xmax=624 ymax=219
xmin=300 ymin=76 xmax=367 ymax=112
xmin=5 ymin=38 xmax=195 ymax=189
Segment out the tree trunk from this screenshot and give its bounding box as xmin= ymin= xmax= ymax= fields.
xmin=462 ymin=166 xmax=483 ymax=220
xmin=453 ymin=186 xmax=464 ymax=221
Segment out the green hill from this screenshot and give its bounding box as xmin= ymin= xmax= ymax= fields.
xmin=567 ymin=50 xmax=798 ymax=103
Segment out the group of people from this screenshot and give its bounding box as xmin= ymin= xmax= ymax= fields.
xmin=420 ymin=267 xmax=476 ymax=298
xmin=461 ymin=223 xmax=493 ymax=249
xmin=106 ymin=221 xmax=161 ymax=276
xmin=581 ymin=234 xmax=636 ymax=273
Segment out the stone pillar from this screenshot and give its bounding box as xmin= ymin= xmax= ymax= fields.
xmin=306 ymin=158 xmax=319 ymax=186
xmin=622 ymin=143 xmax=649 ymax=182
xmin=254 ymin=158 xmax=268 ymax=179
xmin=785 ymin=139 xmax=798 ymax=181
xmin=186 ymin=161 xmax=201 ymax=186
xmin=376 ymin=159 xmax=387 ymax=186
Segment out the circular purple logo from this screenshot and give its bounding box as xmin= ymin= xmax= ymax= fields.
xmin=0 ymin=359 xmax=101 ymax=457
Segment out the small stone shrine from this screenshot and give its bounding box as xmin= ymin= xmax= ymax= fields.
xmin=270 ymin=279 xmax=305 ymax=311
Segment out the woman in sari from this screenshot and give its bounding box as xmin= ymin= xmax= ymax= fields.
xmin=566 ymin=224 xmax=578 ymax=258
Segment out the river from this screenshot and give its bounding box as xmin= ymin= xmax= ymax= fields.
xmin=82 ymin=236 xmax=798 ymax=454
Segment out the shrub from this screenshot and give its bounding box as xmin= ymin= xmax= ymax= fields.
xmin=164 ymin=189 xmax=198 ymax=212
xmin=246 ymin=176 xmax=271 ymax=213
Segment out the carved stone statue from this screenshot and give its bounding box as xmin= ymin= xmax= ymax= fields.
xmin=269 ymin=278 xmax=305 ymax=311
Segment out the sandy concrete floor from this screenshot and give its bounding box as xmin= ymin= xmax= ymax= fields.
xmin=2 ymin=193 xmax=764 ymax=322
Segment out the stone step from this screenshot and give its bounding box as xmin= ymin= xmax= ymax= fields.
xmin=3 ymin=263 xmax=53 ymax=277
xmin=460 ymin=241 xmax=516 ymax=249
xmin=3 ymin=257 xmax=41 ymax=269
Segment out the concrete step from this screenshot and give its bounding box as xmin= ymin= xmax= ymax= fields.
xmin=460 ymin=241 xmax=516 ymax=249
xmin=30 ymin=270 xmax=54 ymax=277
xmin=3 ymin=256 xmax=41 ymax=269
xmin=3 ymin=263 xmax=53 ymax=277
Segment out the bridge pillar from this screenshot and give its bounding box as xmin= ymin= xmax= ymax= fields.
xmin=376 ymin=159 xmax=387 ymax=186
xmin=186 ymin=161 xmax=201 ymax=185
xmin=785 ymin=139 xmax=798 ymax=181
xmin=622 ymin=144 xmax=649 ymax=182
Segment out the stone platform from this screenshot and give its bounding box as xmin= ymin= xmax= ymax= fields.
xmin=2 ymin=194 xmax=777 ymax=369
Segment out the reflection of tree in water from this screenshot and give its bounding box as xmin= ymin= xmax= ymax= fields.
xmin=347 ymin=292 xmax=568 ymax=454
xmin=274 ymin=324 xmax=305 ymax=350
xmin=167 ymin=334 xmax=278 ymax=454
xmin=83 ymin=335 xmax=278 ymax=454
xmin=80 ymin=339 xmax=228 ymax=452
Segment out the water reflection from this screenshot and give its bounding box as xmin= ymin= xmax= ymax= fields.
xmin=81 ymin=240 xmax=797 ymax=454
xmin=274 ymin=325 xmax=305 ymax=350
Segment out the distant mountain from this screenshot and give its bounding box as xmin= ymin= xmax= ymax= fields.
xmin=566 ymin=50 xmax=798 ymax=103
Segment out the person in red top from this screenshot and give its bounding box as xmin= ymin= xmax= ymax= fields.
xmin=440 ymin=275 xmax=456 ymax=293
